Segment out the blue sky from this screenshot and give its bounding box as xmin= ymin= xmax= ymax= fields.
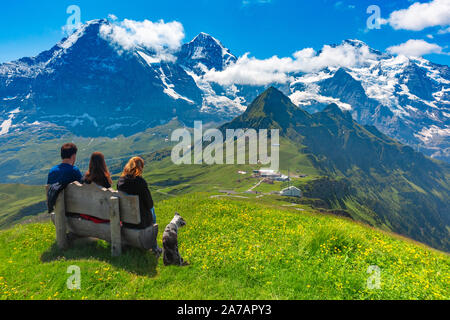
xmin=0 ymin=0 xmax=449 ymax=65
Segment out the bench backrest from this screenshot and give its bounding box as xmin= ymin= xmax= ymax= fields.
xmin=57 ymin=182 xmax=141 ymax=224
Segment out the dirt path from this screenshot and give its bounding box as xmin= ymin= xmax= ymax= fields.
xmin=247 ymin=178 xmax=264 ymax=192
xmin=210 ymin=195 xmax=249 ymax=199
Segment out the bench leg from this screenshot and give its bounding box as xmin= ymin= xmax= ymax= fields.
xmin=55 ymin=190 xmax=68 ymax=250
xmin=109 ymin=196 xmax=122 ymax=257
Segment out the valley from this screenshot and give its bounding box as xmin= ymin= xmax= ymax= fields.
xmin=1 ymin=87 xmax=449 ymax=253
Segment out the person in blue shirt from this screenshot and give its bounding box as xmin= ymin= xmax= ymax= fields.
xmin=47 ymin=143 xmax=82 ymax=185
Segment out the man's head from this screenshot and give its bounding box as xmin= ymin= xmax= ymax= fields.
xmin=61 ymin=143 xmax=78 ymax=165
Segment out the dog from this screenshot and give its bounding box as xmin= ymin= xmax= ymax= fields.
xmin=162 ymin=212 xmax=188 ymax=266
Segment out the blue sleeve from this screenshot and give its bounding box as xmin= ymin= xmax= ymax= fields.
xmin=74 ymin=167 xmax=82 ymax=182
xmin=47 ymin=168 xmax=55 ymax=185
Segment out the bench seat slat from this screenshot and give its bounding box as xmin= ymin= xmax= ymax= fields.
xmin=65 ymin=215 xmax=158 ymax=250
xmin=64 ymin=182 xmax=141 ymax=225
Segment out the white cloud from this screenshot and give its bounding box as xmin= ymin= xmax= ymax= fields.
xmin=382 ymin=0 xmax=450 ymax=31
xmin=204 ymin=42 xmax=377 ymax=86
xmin=204 ymin=53 xmax=292 ymax=86
xmin=293 ymin=42 xmax=376 ymax=72
xmin=100 ymin=18 xmax=185 ymax=62
xmin=108 ymin=14 xmax=118 ymax=21
xmin=386 ymin=39 xmax=444 ymax=57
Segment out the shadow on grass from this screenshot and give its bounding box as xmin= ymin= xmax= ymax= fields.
xmin=40 ymin=238 xmax=158 ymax=277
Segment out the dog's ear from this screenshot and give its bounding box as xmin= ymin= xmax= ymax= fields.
xmin=175 ymin=212 xmax=180 ymax=216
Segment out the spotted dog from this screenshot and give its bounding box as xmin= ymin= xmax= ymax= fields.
xmin=162 ymin=212 xmax=188 ymax=266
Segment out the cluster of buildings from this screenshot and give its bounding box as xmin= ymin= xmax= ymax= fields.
xmin=252 ymin=169 xmax=290 ymax=182
xmin=252 ymin=169 xmax=302 ymax=198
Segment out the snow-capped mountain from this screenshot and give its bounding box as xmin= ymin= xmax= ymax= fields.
xmin=0 ymin=19 xmax=449 ymax=162
xmin=176 ymin=32 xmax=236 ymax=72
xmin=0 ymin=19 xmax=205 ymax=137
xmin=288 ymin=41 xmax=450 ymax=161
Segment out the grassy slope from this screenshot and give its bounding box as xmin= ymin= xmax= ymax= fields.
xmin=0 ymin=193 xmax=449 ymax=300
xmin=0 ymin=184 xmax=47 ymax=228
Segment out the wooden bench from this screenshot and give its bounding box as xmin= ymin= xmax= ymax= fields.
xmin=47 ymin=181 xmax=158 ymax=256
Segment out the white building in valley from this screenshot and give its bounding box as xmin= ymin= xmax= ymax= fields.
xmin=280 ymin=186 xmax=302 ymax=198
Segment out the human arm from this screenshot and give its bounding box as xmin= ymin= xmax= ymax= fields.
xmin=74 ymin=167 xmax=82 ymax=183
xmin=139 ymin=177 xmax=154 ymax=210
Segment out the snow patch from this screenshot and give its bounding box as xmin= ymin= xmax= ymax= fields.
xmin=0 ymin=108 xmax=21 ymax=136
xmin=137 ymin=51 xmax=161 ymax=65
xmin=414 ymin=125 xmax=450 ymax=144
xmin=184 ymin=67 xmax=246 ymax=113
xmin=192 ymin=47 xmax=206 ymax=60
xmin=2 ymin=96 xmax=17 ymax=101
xmin=0 ymin=118 xmax=13 ymax=136
xmin=159 ymin=67 xmax=195 ymax=104
xmin=414 ymin=57 xmax=450 ymax=85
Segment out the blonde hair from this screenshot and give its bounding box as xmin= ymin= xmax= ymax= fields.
xmin=121 ymin=156 xmax=144 ymax=178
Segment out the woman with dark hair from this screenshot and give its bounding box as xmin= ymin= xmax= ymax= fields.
xmin=79 ymin=152 xmax=112 ymax=223
xmin=117 ymin=156 xmax=162 ymax=256
xmin=81 ymin=152 xmax=112 ymax=189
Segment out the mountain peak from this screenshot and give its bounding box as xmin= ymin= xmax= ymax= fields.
xmin=188 ymin=32 xmax=226 ymax=51
xmin=343 ymin=39 xmax=368 ymax=47
xmin=341 ymin=39 xmax=386 ymax=57
xmin=221 ymin=86 xmax=311 ymax=132
xmin=69 ymin=18 xmax=110 ymax=35
xmin=323 ymin=103 xmax=346 ymax=116
xmin=257 ymin=86 xmax=289 ymax=104
xmin=191 ymin=32 xmax=218 ymax=43
xmin=84 ymin=18 xmax=109 ymax=27
xmin=178 ymin=32 xmax=236 ymax=71
xmin=262 ymin=85 xmax=282 ymax=95
xmin=56 ymin=19 xmax=110 ymax=50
